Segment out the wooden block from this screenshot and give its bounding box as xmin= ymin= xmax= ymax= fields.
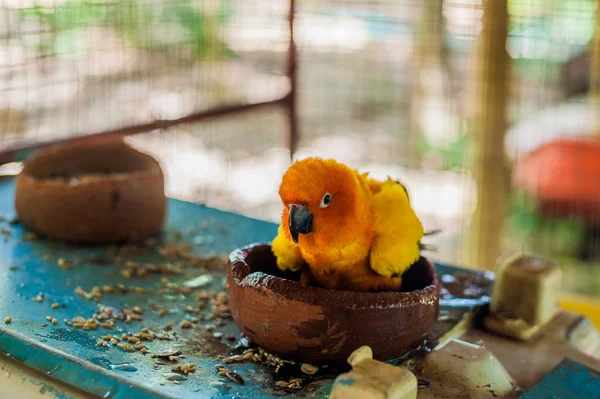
xmin=486 ymin=252 xmax=561 ymax=340
xmin=330 ymin=346 xmax=417 ymax=399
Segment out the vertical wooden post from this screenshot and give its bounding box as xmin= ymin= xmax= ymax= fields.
xmin=410 ymin=0 xmax=446 ymax=168
xmin=286 ymin=0 xmax=299 ymax=161
xmin=464 ymin=0 xmax=511 ymax=269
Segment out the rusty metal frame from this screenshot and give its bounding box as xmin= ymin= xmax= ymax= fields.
xmin=0 ymin=0 xmax=298 ymax=166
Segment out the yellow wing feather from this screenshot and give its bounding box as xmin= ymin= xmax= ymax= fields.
xmin=369 ymin=178 xmax=424 ymax=278
xmin=271 ymin=224 xmax=305 ymax=272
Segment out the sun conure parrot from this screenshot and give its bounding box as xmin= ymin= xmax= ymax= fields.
xmin=271 ymin=157 xmax=435 ymax=292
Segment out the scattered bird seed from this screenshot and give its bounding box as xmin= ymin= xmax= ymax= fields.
xmin=4 ymin=317 xmax=11 ymax=324
xmin=117 ymin=343 xmax=135 ymax=352
xmin=57 ymin=258 xmax=71 ymax=269
xmin=45 ymin=316 xmax=52 ymax=322
xmin=224 ymin=355 xmax=244 ymax=363
xmin=179 ymin=321 xmax=192 ymax=329
xmin=101 ymin=321 xmax=114 ymax=329
xmin=152 ymin=350 xmax=182 ymax=359
xmin=51 ymin=303 xmax=59 ymax=310
xmin=172 ymin=363 xmax=196 ymax=375
xmin=276 ymin=381 xmax=289 ymax=388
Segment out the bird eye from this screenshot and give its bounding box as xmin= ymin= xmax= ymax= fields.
xmin=320 ymin=193 xmax=332 ymax=208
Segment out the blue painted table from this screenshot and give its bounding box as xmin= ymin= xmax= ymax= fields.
xmin=0 ymin=178 xmax=492 ymax=398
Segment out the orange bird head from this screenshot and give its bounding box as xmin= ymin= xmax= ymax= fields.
xmin=278 ymin=158 xmax=372 ymax=247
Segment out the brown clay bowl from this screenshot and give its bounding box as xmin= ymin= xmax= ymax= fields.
xmin=15 ymin=137 xmax=166 ymax=243
xmin=228 ymin=243 xmax=441 ymax=364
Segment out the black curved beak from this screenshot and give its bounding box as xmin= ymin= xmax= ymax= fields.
xmin=288 ymin=204 xmax=312 ymax=243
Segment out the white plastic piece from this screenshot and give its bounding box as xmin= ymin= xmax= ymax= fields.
xmin=420 ymin=338 xmax=515 ymax=397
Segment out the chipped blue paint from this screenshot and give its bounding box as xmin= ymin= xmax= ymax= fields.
xmin=520 ymin=359 xmax=600 ymax=399
xmin=0 ymin=178 xmax=492 ymax=398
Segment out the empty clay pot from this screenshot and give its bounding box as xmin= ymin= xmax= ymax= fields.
xmin=228 ymin=244 xmax=440 ymax=364
xmin=15 ymin=136 xmax=166 ymax=243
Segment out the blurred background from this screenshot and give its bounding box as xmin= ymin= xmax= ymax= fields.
xmin=0 ymin=0 xmax=599 ymax=297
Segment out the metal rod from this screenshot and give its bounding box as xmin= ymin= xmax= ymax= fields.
xmin=285 ymin=0 xmax=299 ymax=161
xmin=0 ymin=95 xmax=288 ymax=166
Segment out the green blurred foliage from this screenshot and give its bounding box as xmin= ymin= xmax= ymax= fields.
xmin=507 ymin=191 xmax=587 ymax=258
xmin=18 ymin=0 xmax=232 ymax=58
xmin=508 ymin=0 xmax=596 ymax=47
xmin=418 ymin=131 xmax=470 ymax=172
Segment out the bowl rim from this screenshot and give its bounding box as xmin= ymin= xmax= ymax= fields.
xmin=229 ymin=242 xmax=441 ymax=309
xmin=18 ymin=137 xmax=162 ymax=185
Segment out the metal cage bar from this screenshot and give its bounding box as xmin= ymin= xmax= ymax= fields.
xmin=0 ymin=0 xmax=299 ymax=167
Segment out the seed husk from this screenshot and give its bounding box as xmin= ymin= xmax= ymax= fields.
xmin=152 ymin=350 xmax=182 ymax=359
xmin=225 ymin=370 xmax=244 ymax=384
xmin=179 ymin=320 xmax=192 ymax=329
xmin=51 ymin=303 xmax=59 ymax=310
xmin=224 ymin=355 xmax=244 ymax=363
xmin=164 ymin=372 xmax=187 ymax=381
xmin=101 ymin=321 xmax=114 ymax=329
xmin=301 ymin=363 xmax=318 ymax=375
xmin=276 ymin=381 xmax=289 ymax=388
xmin=4 ymin=317 xmax=11 ymax=324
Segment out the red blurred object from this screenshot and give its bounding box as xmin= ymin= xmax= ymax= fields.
xmin=513 ymin=137 xmax=600 ymax=220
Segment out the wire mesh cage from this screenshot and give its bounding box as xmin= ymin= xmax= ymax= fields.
xmin=1 ymin=0 xmax=599 ymax=295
